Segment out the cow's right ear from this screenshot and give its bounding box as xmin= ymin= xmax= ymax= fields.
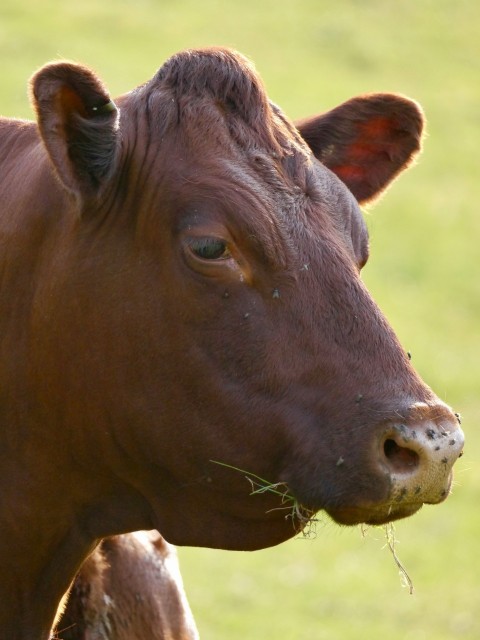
xmin=30 ymin=62 xmax=119 ymax=199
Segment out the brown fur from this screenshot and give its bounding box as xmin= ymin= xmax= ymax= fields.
xmin=0 ymin=48 xmax=463 ymax=638
xmin=53 ymin=532 xmax=198 ymax=640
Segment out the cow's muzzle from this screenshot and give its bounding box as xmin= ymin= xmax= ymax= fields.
xmin=327 ymin=402 xmax=464 ymax=526
xmin=379 ymin=404 xmax=464 ymax=505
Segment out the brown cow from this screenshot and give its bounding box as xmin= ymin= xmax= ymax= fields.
xmin=0 ymin=48 xmax=463 ymax=639
xmin=53 ymin=531 xmax=198 ymax=640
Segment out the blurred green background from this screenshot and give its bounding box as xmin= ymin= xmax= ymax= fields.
xmin=2 ymin=1 xmax=478 ymax=638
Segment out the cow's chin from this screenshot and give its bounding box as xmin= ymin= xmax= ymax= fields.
xmin=149 ymin=489 xmax=316 ymax=551
xmin=155 ymin=512 xmax=302 ymax=551
xmin=326 ymin=502 xmax=423 ymax=526
xmin=154 ymin=501 xmax=423 ymax=550
xmin=153 ymin=497 xmax=426 ymax=550
xmin=149 ymin=480 xmax=427 ymax=550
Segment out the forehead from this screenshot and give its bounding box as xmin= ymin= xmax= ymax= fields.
xmin=155 ymin=108 xmax=358 ymax=261
xmin=166 ymin=138 xmax=363 ymax=275
xmin=155 ymin=92 xmax=348 ymax=211
xmin=141 ymin=49 xmax=311 ymax=188
xmin=136 ymin=49 xmax=364 ymax=264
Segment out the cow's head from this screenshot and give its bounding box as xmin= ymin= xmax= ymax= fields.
xmin=30 ymin=49 xmax=463 ymax=551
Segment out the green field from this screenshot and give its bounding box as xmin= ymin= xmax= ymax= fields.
xmin=1 ymin=1 xmax=479 ymax=638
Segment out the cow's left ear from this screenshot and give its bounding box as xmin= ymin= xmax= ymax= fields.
xmin=295 ymin=94 xmax=424 ymax=205
xmin=30 ymin=61 xmax=119 ymax=199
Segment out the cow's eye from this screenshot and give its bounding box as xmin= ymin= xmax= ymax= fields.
xmin=188 ymin=237 xmax=231 ymax=260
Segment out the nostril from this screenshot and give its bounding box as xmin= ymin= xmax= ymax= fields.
xmin=383 ymin=438 xmax=420 ymax=474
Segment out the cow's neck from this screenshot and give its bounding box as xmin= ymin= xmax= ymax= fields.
xmin=0 ymin=464 xmax=153 ymax=639
xmin=0 ymin=524 xmax=95 ymax=640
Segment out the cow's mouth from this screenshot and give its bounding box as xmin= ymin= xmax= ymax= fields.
xmin=321 ymin=472 xmax=454 ymax=526
xmin=326 ymin=502 xmax=423 ymax=526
